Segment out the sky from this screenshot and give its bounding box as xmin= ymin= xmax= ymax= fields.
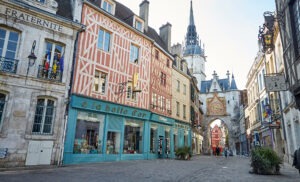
xmin=119 ymin=0 xmax=276 ymax=89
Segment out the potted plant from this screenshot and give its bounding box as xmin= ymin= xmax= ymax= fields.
xmin=250 ymin=146 xmax=282 ymax=175
xmin=175 ymin=146 xmax=192 ymax=160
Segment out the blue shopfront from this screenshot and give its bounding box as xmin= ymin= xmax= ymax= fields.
xmin=173 ymin=120 xmax=192 ymax=153
xmin=63 ymin=95 xmax=178 ymax=164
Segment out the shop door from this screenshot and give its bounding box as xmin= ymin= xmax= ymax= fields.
xmin=158 ymin=136 xmax=164 ymax=158
xmin=25 ymin=141 xmax=53 ymax=165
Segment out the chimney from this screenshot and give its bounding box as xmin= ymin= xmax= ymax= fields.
xmin=159 ymin=22 xmax=172 ymax=52
xmin=139 ymin=0 xmax=149 ymax=32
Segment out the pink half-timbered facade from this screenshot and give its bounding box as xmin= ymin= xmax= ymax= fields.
xmin=64 ymin=0 xmax=192 ymax=164
xmin=72 ymin=3 xmax=151 ymax=108
xmin=150 ymin=47 xmax=173 ymax=116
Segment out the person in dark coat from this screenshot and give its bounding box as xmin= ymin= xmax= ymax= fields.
xmin=293 ymin=147 xmax=300 ymax=174
xmin=216 ymin=146 xmax=220 ymax=156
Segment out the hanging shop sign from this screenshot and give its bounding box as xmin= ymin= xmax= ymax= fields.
xmin=264 ymin=74 xmax=288 ymax=92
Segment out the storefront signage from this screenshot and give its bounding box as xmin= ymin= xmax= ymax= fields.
xmin=150 ymin=114 xmax=174 ymax=125
xmin=72 ymin=95 xmax=150 ymax=119
xmin=2 ymin=6 xmax=63 ymax=32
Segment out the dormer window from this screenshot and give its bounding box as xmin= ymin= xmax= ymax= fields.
xmin=135 ymin=20 xmax=142 ymax=31
xmin=101 ymin=0 xmax=116 ymax=15
xmin=133 ymin=16 xmax=144 ymax=32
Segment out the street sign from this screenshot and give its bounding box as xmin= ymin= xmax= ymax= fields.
xmin=264 ymin=74 xmax=288 ymax=92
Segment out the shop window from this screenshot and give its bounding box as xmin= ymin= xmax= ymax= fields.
xmin=106 ymin=131 xmax=120 ymax=154
xmin=165 ymin=127 xmax=171 ymax=155
xmin=130 ymin=44 xmax=139 ymax=63
xmin=184 ymin=131 xmax=189 ymax=147
xmin=98 ymin=29 xmax=111 ymax=52
xmin=173 ymin=129 xmax=178 ymax=151
xmin=123 ymin=120 xmax=144 ymax=154
xmin=0 ymin=93 xmax=6 ymax=128
xmin=73 ymin=112 xmax=104 ymax=154
xmin=39 ymin=41 xmax=64 ymax=81
xmin=93 ymin=70 xmax=107 ymax=94
xmin=150 ymin=124 xmax=158 ymax=153
xmin=32 ymin=98 xmax=55 ymax=134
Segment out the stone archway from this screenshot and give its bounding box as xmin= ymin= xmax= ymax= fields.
xmin=202 ymin=115 xmax=239 ymax=155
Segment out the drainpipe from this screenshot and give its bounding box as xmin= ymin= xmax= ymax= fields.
xmin=58 ymin=24 xmax=85 ymax=166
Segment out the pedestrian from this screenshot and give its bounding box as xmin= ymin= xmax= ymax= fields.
xmin=224 ymin=148 xmax=228 ymax=158
xmin=293 ymin=147 xmax=300 ymax=174
xmin=216 ymin=146 xmax=220 ymax=156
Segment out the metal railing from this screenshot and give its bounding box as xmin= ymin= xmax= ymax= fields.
xmin=37 ymin=65 xmax=62 ymax=82
xmin=0 ymin=56 xmax=18 ymax=74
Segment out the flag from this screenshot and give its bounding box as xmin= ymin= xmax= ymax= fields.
xmin=263 ymin=104 xmax=272 ymax=119
xmin=45 ymin=51 xmax=51 ymax=70
xmin=59 ymin=54 xmax=64 ymax=72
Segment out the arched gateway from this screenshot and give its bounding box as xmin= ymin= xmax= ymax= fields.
xmin=179 ymin=0 xmax=243 ymax=155
xmin=199 ymin=72 xmax=242 ymax=155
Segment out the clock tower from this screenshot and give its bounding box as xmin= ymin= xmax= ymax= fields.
xmin=183 ymin=0 xmax=207 ymax=90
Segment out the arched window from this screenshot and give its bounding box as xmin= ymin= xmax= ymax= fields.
xmin=32 ymin=98 xmax=55 ymax=134
xmin=0 ymin=93 xmax=6 ymax=127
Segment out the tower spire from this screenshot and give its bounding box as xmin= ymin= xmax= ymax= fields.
xmin=189 ymin=0 xmax=195 ymax=26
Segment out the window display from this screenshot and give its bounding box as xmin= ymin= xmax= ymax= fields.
xmin=173 ymin=129 xmax=178 ymax=151
xmin=106 ymin=131 xmax=120 ymax=154
xmin=123 ymin=120 xmax=144 ymax=154
xmin=184 ymin=130 xmax=189 ymax=147
xmin=150 ymin=124 xmax=158 ymax=153
xmin=73 ymin=112 xmax=104 ymax=154
xmin=165 ymin=127 xmax=171 ymax=155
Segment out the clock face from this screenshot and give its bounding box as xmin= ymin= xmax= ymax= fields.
xmin=212 ymin=102 xmax=223 ymax=114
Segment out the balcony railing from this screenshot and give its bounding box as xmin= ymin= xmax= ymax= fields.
xmin=0 ymin=56 xmax=18 ymax=74
xmin=37 ymin=65 xmax=62 ymax=82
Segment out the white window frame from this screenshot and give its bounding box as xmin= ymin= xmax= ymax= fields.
xmin=101 ymin=0 xmax=116 ymax=15
xmin=0 ymin=27 xmax=19 ymax=59
xmin=130 ymin=43 xmax=139 ymax=63
xmin=133 ymin=16 xmax=144 ymax=32
xmin=32 ymin=98 xmax=56 ymax=135
xmin=98 ymin=29 xmax=111 ymax=52
xmin=93 ymin=70 xmax=107 ymax=94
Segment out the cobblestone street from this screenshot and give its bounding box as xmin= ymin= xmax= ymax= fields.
xmin=0 ymin=155 xmax=299 ymax=182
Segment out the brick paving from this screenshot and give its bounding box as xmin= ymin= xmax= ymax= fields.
xmin=0 ymin=155 xmax=299 ymax=182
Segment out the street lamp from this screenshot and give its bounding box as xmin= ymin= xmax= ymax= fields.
xmin=28 ymin=40 xmax=37 ymax=66
xmin=258 ymin=11 xmax=275 ymax=54
xmin=26 ymin=40 xmax=37 ymax=76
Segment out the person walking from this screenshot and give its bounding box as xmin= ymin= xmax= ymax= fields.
xmin=224 ymin=148 xmax=228 ymax=158
xmin=293 ymin=147 xmax=300 ymax=174
xmin=216 ymin=146 xmax=220 ymax=156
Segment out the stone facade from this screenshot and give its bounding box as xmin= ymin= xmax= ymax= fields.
xmin=0 ymin=0 xmax=82 ymax=167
